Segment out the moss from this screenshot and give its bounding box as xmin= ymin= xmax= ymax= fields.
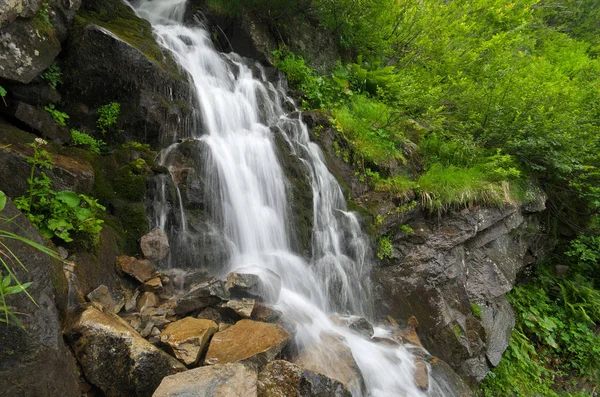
xmin=29 ymin=12 xmax=56 ymax=39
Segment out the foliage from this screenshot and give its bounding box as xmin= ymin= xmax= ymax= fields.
xmin=471 ymin=303 xmax=482 ymax=319
xmin=44 ymin=104 xmax=69 ymax=127
xmin=41 ymin=62 xmax=62 ymax=89
xmin=38 ymin=1 xmax=51 ymax=25
xmin=376 ymin=235 xmax=393 ymax=259
xmin=97 ymin=102 xmax=121 ymax=135
xmin=14 ymin=139 xmax=105 ymax=247
xmin=70 ymin=129 xmax=105 ymax=154
xmin=0 ymin=85 xmax=6 ymax=106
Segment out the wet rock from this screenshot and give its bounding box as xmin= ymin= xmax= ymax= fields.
xmin=331 ymin=315 xmax=374 ymax=338
xmin=137 ymin=291 xmax=160 ymax=313
xmin=252 ymin=303 xmax=282 ymax=323
xmin=153 ymin=363 xmax=257 ymax=397
xmin=116 ymin=256 xmax=156 ymax=283
xmin=66 ymin=305 xmax=186 ymax=397
xmin=257 ymin=360 xmax=351 ymax=397
xmin=226 ymin=298 xmax=256 ymax=318
xmin=429 ymin=359 xmax=474 ymax=397
xmin=226 ymin=270 xmax=281 ymax=303
xmin=396 ymin=328 xmax=423 ymax=348
xmin=85 ymin=284 xmax=124 ymax=314
xmin=160 ymin=317 xmax=218 ymax=366
xmin=414 ymin=358 xmax=429 ymax=391
xmin=140 ymin=227 xmax=169 ymax=261
xmin=294 ymin=333 xmax=365 ymax=395
xmin=6 ymin=102 xmax=71 ymax=143
xmin=204 ymin=319 xmax=290 ymax=368
xmin=174 ymin=278 xmax=228 ymax=316
xmin=0 ymin=198 xmax=80 ymax=397
xmin=197 ymin=306 xmax=225 ymax=323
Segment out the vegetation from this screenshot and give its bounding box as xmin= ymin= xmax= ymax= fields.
xmin=70 ymin=129 xmax=105 ymax=154
xmin=376 ymin=235 xmax=393 ymax=260
xmin=41 ymin=62 xmax=62 ymax=89
xmin=44 ymin=104 xmax=69 ymax=127
xmin=0 ymin=85 xmax=6 ymax=106
xmin=14 ymin=139 xmax=105 ymax=248
xmin=97 ymin=102 xmax=121 ymax=135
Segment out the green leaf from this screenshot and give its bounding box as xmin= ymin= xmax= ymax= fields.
xmin=0 ymin=85 xmax=6 ymax=98
xmin=55 ymin=190 xmax=80 ymax=208
xmin=0 ymin=190 xmax=6 ymax=211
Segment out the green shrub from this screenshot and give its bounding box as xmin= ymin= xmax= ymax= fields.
xmin=0 ymin=85 xmax=6 ymax=106
xmin=41 ymin=62 xmax=62 ymax=90
xmin=44 ymin=104 xmax=69 ymax=127
xmin=97 ymin=102 xmax=121 ymax=135
xmin=377 ymin=235 xmax=393 ymax=259
xmin=471 ymin=303 xmax=482 ymax=319
xmin=70 ymin=129 xmax=105 ymax=154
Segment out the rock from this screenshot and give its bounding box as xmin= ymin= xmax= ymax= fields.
xmin=137 ymin=292 xmax=160 ymax=313
xmin=226 ymin=298 xmax=255 ymax=318
xmin=226 ymin=270 xmax=281 ymax=303
xmin=197 ymin=307 xmax=224 ymax=323
xmin=126 ymin=290 xmax=141 ymax=312
xmin=153 ymin=363 xmax=258 ymax=397
xmin=86 ymin=284 xmax=124 ymax=314
xmin=414 ymin=358 xmax=429 ymax=391
xmin=480 ymin=298 xmax=515 ymax=367
xmin=66 ymin=306 xmax=186 ymax=397
xmin=174 ymin=278 xmax=228 ymax=316
xmin=252 ymin=303 xmax=282 ymax=323
xmin=396 ymin=328 xmax=423 ymax=348
xmin=0 ymin=198 xmax=80 ymax=397
xmin=142 ymin=277 xmax=163 ymax=292
xmin=57 ymin=246 xmax=69 ymax=259
xmin=294 ymin=333 xmax=365 ymax=395
xmin=429 ymin=359 xmax=474 ymax=397
xmin=117 ymin=256 xmax=156 ymax=283
xmin=0 ymin=0 xmax=41 ymax=27
xmin=62 ymin=0 xmax=191 ymax=147
xmin=140 ymin=227 xmax=169 ymax=261
xmin=204 ymin=319 xmax=290 ymax=368
xmin=160 ymin=317 xmax=218 ymax=366
xmin=555 ymin=265 xmax=569 ymax=276
xmin=257 ymin=360 xmax=351 ymax=397
xmin=3 ymin=82 xmax=61 ymax=106
xmin=331 ymin=315 xmax=374 ymax=338
xmin=4 ymin=102 xmax=71 ymax=144
xmin=0 ymin=121 xmax=95 ymax=198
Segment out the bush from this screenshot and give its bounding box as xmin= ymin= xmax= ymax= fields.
xmin=41 ymin=62 xmax=62 ymax=89
xmin=97 ymin=102 xmax=121 ymax=135
xmin=70 ymin=129 xmax=105 ymax=154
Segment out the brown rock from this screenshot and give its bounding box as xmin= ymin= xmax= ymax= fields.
xmin=414 ymin=358 xmax=429 ymax=391
xmin=395 ymin=328 xmax=422 ymax=348
xmin=142 ymin=277 xmax=163 ymax=292
xmin=116 ymin=256 xmax=156 ymax=283
xmin=85 ymin=284 xmax=124 ymax=314
xmin=140 ymin=227 xmax=169 ymax=261
xmin=294 ymin=333 xmax=365 ymax=395
xmin=252 ymin=303 xmax=282 ymax=323
xmin=153 ymin=363 xmax=257 ymax=397
xmin=258 ymin=360 xmax=351 ymax=397
xmin=136 ymin=292 xmax=159 ymax=313
xmin=408 ymin=315 xmax=420 ymax=328
xmin=66 ymin=306 xmax=185 ymax=397
xmin=160 ymin=317 xmax=218 ymax=366
xmin=226 ymin=298 xmax=255 ymax=318
xmin=197 ymin=307 xmax=224 ymax=323
xmin=204 ymin=319 xmax=290 ymax=368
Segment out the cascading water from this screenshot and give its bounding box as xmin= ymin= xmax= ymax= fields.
xmin=134 ymin=1 xmax=451 ymax=395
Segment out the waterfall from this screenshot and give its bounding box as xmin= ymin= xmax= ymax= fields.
xmin=134 ymin=1 xmax=450 ymax=395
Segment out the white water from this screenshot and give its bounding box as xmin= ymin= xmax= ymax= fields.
xmin=134 ymin=1 xmax=448 ymax=396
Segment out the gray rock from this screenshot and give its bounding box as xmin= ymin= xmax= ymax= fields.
xmin=0 ymin=198 xmax=80 ymax=397
xmin=480 ymin=298 xmax=515 ymax=367
xmin=140 ymin=227 xmax=170 ymax=261
xmin=174 ymin=278 xmax=228 ymax=316
xmin=429 ymin=359 xmax=474 ymax=397
xmin=226 ymin=270 xmax=281 ymax=303
xmin=86 ymin=284 xmax=125 ymax=314
xmin=226 ymin=298 xmax=256 ymax=318
xmin=153 ymin=363 xmax=258 ymax=397
xmin=346 ymin=317 xmax=374 ymax=338
xmin=66 ymin=305 xmax=186 ymax=397
xmin=257 ymin=360 xmax=352 ymax=397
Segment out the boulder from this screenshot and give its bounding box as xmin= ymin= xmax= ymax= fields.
xmin=137 ymin=291 xmax=160 ymax=313
xmin=414 ymin=358 xmax=429 ymax=391
xmin=142 ymin=276 xmax=163 ymax=293
xmin=257 ymin=360 xmax=351 ymax=397
xmin=85 ymin=284 xmax=124 ymax=314
xmin=174 ymin=278 xmax=228 ymax=316
xmin=8 ymin=102 xmax=71 ymax=143
xmin=293 ymin=333 xmax=365 ymax=395
xmin=226 ymin=270 xmax=281 ymax=303
xmin=117 ymin=255 xmax=156 ymax=283
xmin=429 ymin=359 xmax=474 ymax=397
xmin=251 ymin=303 xmax=282 ymax=323
xmin=0 ymin=198 xmax=80 ymax=397
xmin=226 ymin=298 xmax=255 ymax=318
xmin=140 ymin=227 xmax=169 ymax=261
xmin=61 ymin=0 xmax=191 ymax=147
xmin=153 ymin=363 xmax=258 ymax=397
xmin=66 ymin=305 xmax=186 ymax=397
xmin=204 ymin=319 xmax=290 ymax=368
xmin=160 ymin=317 xmax=218 ymax=366
xmin=330 ymin=315 xmax=374 ymax=338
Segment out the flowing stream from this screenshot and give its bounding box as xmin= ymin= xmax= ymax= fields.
xmin=133 ymin=1 xmax=450 ymax=395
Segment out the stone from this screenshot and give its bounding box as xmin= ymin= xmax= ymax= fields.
xmin=125 ymin=290 xmax=141 ymax=313
xmin=252 ymin=303 xmax=282 ymax=323
xmin=395 ymin=328 xmax=423 ymax=348
xmin=555 ymin=265 xmax=569 ymax=276
xmin=137 ymin=292 xmax=160 ymax=313
xmin=204 ymin=319 xmax=290 ymax=368
xmin=226 ymin=270 xmax=281 ymax=303
xmin=480 ymin=297 xmax=515 ymax=367
xmin=3 ymin=82 xmax=61 ymax=106
xmin=257 ymin=360 xmax=351 ymax=397
xmin=85 ymin=284 xmax=124 ymax=314
xmin=197 ymin=307 xmax=224 ymax=323
xmin=153 ymin=363 xmax=257 ymax=397
xmin=160 ymin=317 xmax=219 ymax=366
xmin=429 ymin=359 xmax=474 ymax=397
xmin=174 ymin=278 xmax=228 ymax=316
xmin=294 ymin=333 xmax=365 ymax=395
xmin=142 ymin=277 xmax=163 ymax=292
xmin=140 ymin=227 xmax=169 ymax=261
xmin=7 ymin=102 xmax=71 ymax=143
xmin=413 ymin=358 xmax=429 ymax=391
xmin=66 ymin=306 xmax=186 ymax=397
xmin=117 ymin=256 xmax=156 ymax=283
xmin=0 ymin=198 xmax=80 ymax=397
xmin=57 ymin=246 xmax=69 ymax=259
xmin=226 ymin=298 xmax=255 ymax=318
xmin=330 ymin=315 xmax=374 ymax=338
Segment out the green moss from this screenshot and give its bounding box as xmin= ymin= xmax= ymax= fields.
xmin=471 ymin=303 xmax=482 ymax=319
xmin=30 ymin=12 xmax=56 ymax=39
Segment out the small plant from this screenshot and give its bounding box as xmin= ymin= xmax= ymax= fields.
xmin=97 ymin=102 xmax=121 ymax=135
xmin=471 ymin=303 xmax=482 ymax=319
xmin=0 ymin=85 xmax=6 ymax=106
xmin=14 ymin=139 xmax=105 ymax=246
xmin=44 ymin=104 xmax=69 ymax=127
xmin=41 ymin=62 xmax=62 ymax=90
xmin=70 ymin=129 xmax=105 ymax=154
xmin=377 ymin=235 xmax=393 ymax=260
xmin=38 ymin=2 xmax=51 ymax=25
xmin=400 ymin=224 xmax=414 ymax=235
